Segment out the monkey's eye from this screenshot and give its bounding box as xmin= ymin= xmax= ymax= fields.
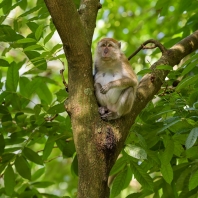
xmin=108 ymin=44 xmax=112 ymax=47
xmin=101 ymin=44 xmax=106 ymax=47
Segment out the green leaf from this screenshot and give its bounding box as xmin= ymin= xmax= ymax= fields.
xmin=6 ymin=62 xmax=19 ymax=92
xmin=157 ymin=117 xmax=181 ymax=134
xmin=137 ymin=69 xmax=151 ymax=75
xmin=4 ymin=164 xmax=15 ymax=196
xmin=0 ymin=105 xmax=9 ymax=114
xmin=156 ymin=65 xmax=172 ymax=70
xmin=110 ymin=156 xmax=128 ymax=175
xmin=182 ymin=58 xmax=198 ymax=76
xmin=24 ymin=44 xmax=43 ymax=51
xmin=161 ymin=138 xmax=174 ymax=165
xmin=48 ymin=103 xmax=65 ymax=114
xmin=32 ymin=167 xmax=45 ymax=181
xmin=1 ymin=0 xmax=12 ymax=14
xmin=23 ymin=147 xmax=43 ymax=165
xmin=136 ymin=133 xmax=147 ymax=148
xmin=161 ymin=163 xmax=173 ymax=184
xmin=124 ymin=145 xmax=147 ymax=160
xmin=189 ymin=169 xmax=198 ymax=191
xmin=16 ymin=38 xmax=36 ymax=43
xmin=43 ymin=136 xmax=55 ymax=161
xmin=56 ymin=139 xmax=76 ymax=158
xmin=25 ymin=51 xmax=47 ymax=70
xmin=111 ymin=168 xmax=132 ymax=198
xmin=130 ymin=161 xmax=153 ymax=190
xmin=71 ymin=154 xmax=78 ymax=176
xmin=0 ymin=59 xmax=9 ymax=67
xmin=51 ymin=43 xmax=63 ymax=54
xmin=36 ymin=83 xmax=53 ymax=105
xmin=1 ymin=153 xmax=15 ymax=164
xmin=185 ymin=127 xmax=198 ymax=149
xmin=55 ymin=89 xmax=68 ymax=102
xmin=0 ymin=133 xmax=5 ymax=155
xmin=176 ymin=74 xmax=198 ymax=91
xmin=18 ymin=6 xmax=41 ymax=18
xmin=44 ymin=30 xmax=55 ymax=45
xmin=15 ymin=155 xmax=31 ymax=180
xmin=35 ymin=24 xmax=44 ymax=40
xmin=25 ymin=77 xmax=43 ymax=97
xmin=0 ymin=25 xmax=23 ymax=42
xmin=32 ymin=181 xmax=54 ymax=188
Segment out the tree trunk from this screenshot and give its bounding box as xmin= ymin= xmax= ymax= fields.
xmin=44 ymin=1 xmax=198 ymax=196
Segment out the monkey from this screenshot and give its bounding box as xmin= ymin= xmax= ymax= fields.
xmin=94 ymin=38 xmax=138 ymax=120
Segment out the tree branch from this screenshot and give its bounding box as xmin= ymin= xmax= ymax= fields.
xmin=78 ymin=0 xmax=101 ymax=45
xmin=115 ymin=30 xmax=198 ymax=159
xmin=43 ymin=2 xmax=198 ymax=197
xmin=128 ymin=39 xmax=167 ymax=60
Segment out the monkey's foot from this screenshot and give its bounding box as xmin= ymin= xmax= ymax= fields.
xmin=98 ymin=107 xmax=109 ymax=115
xmin=101 ymin=111 xmax=119 ymax=121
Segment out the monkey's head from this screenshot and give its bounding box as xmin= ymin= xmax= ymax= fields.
xmin=96 ymin=38 xmax=121 ymax=61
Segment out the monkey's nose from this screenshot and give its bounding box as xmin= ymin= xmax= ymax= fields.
xmin=104 ymin=48 xmax=109 ymax=54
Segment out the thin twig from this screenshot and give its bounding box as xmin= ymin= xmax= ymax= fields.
xmin=128 ymin=39 xmax=167 ymax=60
xmin=60 ymin=68 xmax=68 ymax=92
xmin=44 ymin=114 xmax=58 ymax=121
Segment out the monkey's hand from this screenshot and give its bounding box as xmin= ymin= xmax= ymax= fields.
xmin=100 ymin=84 xmax=110 ymax=94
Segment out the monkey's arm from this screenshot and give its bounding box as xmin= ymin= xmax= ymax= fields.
xmin=100 ymin=77 xmax=137 ymax=94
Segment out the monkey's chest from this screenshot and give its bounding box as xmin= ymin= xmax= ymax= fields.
xmin=99 ymin=72 xmax=122 ymax=86
xmin=97 ymin=72 xmax=123 ymax=104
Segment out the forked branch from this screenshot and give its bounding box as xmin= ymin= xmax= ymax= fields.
xmin=128 ymin=39 xmax=167 ymax=60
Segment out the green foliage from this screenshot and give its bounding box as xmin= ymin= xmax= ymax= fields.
xmin=0 ymin=0 xmax=198 ymax=197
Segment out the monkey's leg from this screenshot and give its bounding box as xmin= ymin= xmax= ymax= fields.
xmin=117 ymin=87 xmax=134 ymax=116
xmin=101 ymin=87 xmax=134 ymax=120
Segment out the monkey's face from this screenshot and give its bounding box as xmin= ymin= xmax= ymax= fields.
xmin=96 ymin=38 xmax=121 ymax=61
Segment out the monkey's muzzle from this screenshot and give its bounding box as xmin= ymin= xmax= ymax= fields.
xmin=104 ymin=47 xmax=109 ymax=54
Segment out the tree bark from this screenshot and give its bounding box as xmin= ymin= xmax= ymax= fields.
xmin=44 ymin=1 xmax=198 ymax=197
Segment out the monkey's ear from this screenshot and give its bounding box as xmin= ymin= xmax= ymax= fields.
xmin=118 ymin=42 xmax=121 ymax=48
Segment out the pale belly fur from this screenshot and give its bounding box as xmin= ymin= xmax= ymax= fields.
xmin=95 ymin=72 xmax=123 ymax=105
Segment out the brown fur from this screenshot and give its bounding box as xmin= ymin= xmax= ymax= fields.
xmin=94 ymin=38 xmax=138 ymax=120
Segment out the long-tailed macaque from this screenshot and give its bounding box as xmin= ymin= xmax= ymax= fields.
xmin=94 ymin=38 xmax=138 ymax=120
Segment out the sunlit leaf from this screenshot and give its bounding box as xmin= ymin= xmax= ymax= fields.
xmin=35 ymin=24 xmax=44 ymax=40
xmin=24 ymin=44 xmax=43 ymax=51
xmin=44 ymin=30 xmax=55 ymax=45
xmin=130 ymin=161 xmax=153 ymax=190
xmin=124 ymin=145 xmax=147 ymax=160
xmin=161 ymin=163 xmax=173 ymax=184
xmin=16 ymin=38 xmax=36 ymax=43
xmin=185 ymin=127 xmax=198 ymax=149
